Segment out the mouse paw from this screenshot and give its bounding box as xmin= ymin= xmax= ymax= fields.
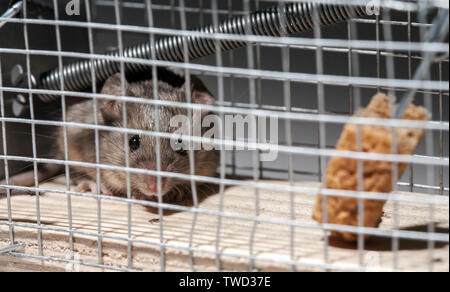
xmin=74 ymin=180 xmax=97 ymax=194
xmin=100 ymin=184 xmax=113 ymax=196
xmin=74 ymin=180 xmax=113 ymax=196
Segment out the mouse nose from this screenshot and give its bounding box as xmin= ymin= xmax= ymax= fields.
xmin=143 ymin=161 xmax=166 ymax=193
xmin=146 ymin=175 xmax=166 ymax=193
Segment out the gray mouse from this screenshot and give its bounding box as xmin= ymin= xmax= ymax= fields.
xmin=1 ymin=71 xmax=219 ymax=202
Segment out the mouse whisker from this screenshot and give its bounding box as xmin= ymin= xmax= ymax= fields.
xmin=11 ymin=131 xmax=57 ymax=140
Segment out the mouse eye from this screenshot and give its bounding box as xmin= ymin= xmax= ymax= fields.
xmin=129 ymin=135 xmax=141 ymax=152
xmin=174 ymin=138 xmax=187 ymax=156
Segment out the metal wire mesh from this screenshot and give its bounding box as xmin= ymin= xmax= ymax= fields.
xmin=0 ymin=0 xmax=448 ymax=272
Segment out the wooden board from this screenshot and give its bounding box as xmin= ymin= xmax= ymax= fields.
xmin=0 ymin=178 xmax=448 ymax=272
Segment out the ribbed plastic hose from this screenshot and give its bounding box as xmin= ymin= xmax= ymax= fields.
xmin=38 ymin=2 xmax=367 ymax=101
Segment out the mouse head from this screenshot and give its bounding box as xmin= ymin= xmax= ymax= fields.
xmin=98 ymin=73 xmax=219 ymax=199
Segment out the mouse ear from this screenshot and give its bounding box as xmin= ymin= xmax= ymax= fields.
xmin=181 ymin=75 xmax=215 ymax=117
xmin=100 ymin=73 xmax=132 ymax=123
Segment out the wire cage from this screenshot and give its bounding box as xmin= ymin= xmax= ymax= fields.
xmin=0 ymin=0 xmax=448 ymax=272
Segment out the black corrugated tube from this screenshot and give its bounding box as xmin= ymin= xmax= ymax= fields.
xmin=38 ymin=2 xmax=367 ymax=101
